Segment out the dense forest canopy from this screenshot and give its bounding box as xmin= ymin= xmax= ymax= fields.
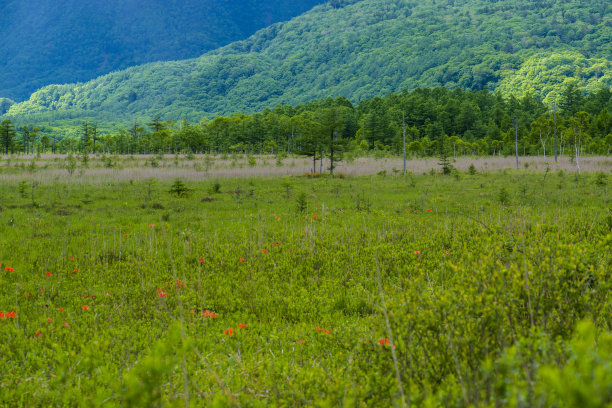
xmin=3 ymin=86 xmax=610 ymax=162
xmin=4 ymin=0 xmax=610 ymax=126
xmin=0 ymin=0 xmax=324 ymax=100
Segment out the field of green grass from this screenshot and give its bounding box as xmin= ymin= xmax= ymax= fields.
xmin=0 ymin=162 xmax=610 ymax=406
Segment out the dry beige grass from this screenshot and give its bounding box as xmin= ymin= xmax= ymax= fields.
xmin=0 ymin=154 xmax=610 ymax=184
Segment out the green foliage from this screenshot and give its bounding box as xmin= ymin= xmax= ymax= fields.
xmin=4 ymin=0 xmax=611 ymax=124
xmin=498 ymin=186 xmax=510 ymax=205
xmin=64 ymin=153 xmax=77 ymax=175
xmin=540 ymin=321 xmax=612 ymax=407
xmin=168 ymin=179 xmax=192 ymax=198
xmin=0 ymin=170 xmax=610 ymax=406
xmin=295 ymin=191 xmax=308 ymax=213
xmin=0 ymin=0 xmax=323 ymax=100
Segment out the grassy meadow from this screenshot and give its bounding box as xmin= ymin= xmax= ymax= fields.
xmin=0 ymin=154 xmax=610 ymax=407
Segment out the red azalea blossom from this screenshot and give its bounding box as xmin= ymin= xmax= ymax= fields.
xmin=224 ymin=328 xmax=235 ymax=337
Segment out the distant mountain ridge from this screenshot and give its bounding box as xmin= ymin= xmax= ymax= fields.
xmin=6 ymin=0 xmax=611 ymax=126
xmin=0 ymin=0 xmax=324 ymax=100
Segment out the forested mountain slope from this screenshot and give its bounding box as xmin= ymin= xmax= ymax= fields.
xmin=0 ymin=0 xmax=323 ymax=100
xmin=6 ymin=0 xmax=611 ymax=125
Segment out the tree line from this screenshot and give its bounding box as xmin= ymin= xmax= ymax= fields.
xmin=2 ymin=85 xmax=611 ymax=169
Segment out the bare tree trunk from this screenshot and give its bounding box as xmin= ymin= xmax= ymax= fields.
xmin=514 ymin=118 xmax=519 ymax=169
xmin=553 ymin=102 xmax=558 ymax=163
xmin=402 ymin=111 xmax=406 ymax=175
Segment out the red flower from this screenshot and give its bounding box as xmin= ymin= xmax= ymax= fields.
xmin=239 ymin=257 xmax=245 ymax=263
xmin=64 ymin=322 xmax=69 ymax=327
xmin=445 ymin=250 xmax=450 ymax=255
xmin=0 ymin=312 xmax=4 ymax=319
xmin=427 ymin=209 xmax=432 ymax=212
xmin=72 ymin=268 xmax=79 ymax=274
xmin=4 ymin=266 xmax=14 ymax=272
xmin=149 ymin=224 xmax=155 ymax=228
xmin=158 ymin=290 xmax=167 ymax=298
xmin=47 ymin=318 xmax=53 ymax=323
xmin=199 ymin=257 xmax=204 ymax=264
xmin=378 ymin=338 xmax=390 ymax=345
xmin=70 ymin=256 xmax=75 ymax=261
xmin=224 ymin=328 xmax=235 ymax=337
xmin=414 ymin=250 xmax=420 ymax=255
xmin=262 ymin=249 xmax=269 ymax=254
xmin=238 ymin=323 xmax=246 ymax=329
xmin=275 ymin=216 xmax=280 ymax=221
xmin=45 ymin=272 xmax=52 ymax=277
xmin=298 ymin=340 xmax=303 ymax=345
xmin=82 ymin=305 xmax=90 ymax=311
xmin=35 ymin=330 xmax=41 ymax=338
xmin=312 ymin=215 xmax=317 ymax=219
xmin=56 ymin=308 xmax=65 ymax=312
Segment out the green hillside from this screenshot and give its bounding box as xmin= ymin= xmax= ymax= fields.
xmin=0 ymin=0 xmax=323 ymax=101
xmin=6 ymin=0 xmax=612 ymax=126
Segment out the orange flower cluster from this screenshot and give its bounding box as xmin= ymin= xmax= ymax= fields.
xmin=201 ymin=310 xmax=219 ymax=319
xmin=0 ymin=311 xmax=17 ymax=318
xmin=81 ymin=305 xmax=90 ymax=311
xmin=45 ymin=272 xmax=52 ymax=277
xmin=157 ymin=288 xmax=167 ymax=298
xmin=224 ymin=328 xmax=235 ymax=337
xmin=316 ymin=327 xmax=330 ymax=334
xmin=4 ymin=266 xmax=14 ymax=272
xmin=176 ymin=280 xmax=186 ymax=289
xmin=378 ymin=338 xmax=390 ymax=345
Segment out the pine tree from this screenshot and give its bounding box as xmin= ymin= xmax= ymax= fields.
xmin=1 ymin=119 xmax=17 ymax=154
